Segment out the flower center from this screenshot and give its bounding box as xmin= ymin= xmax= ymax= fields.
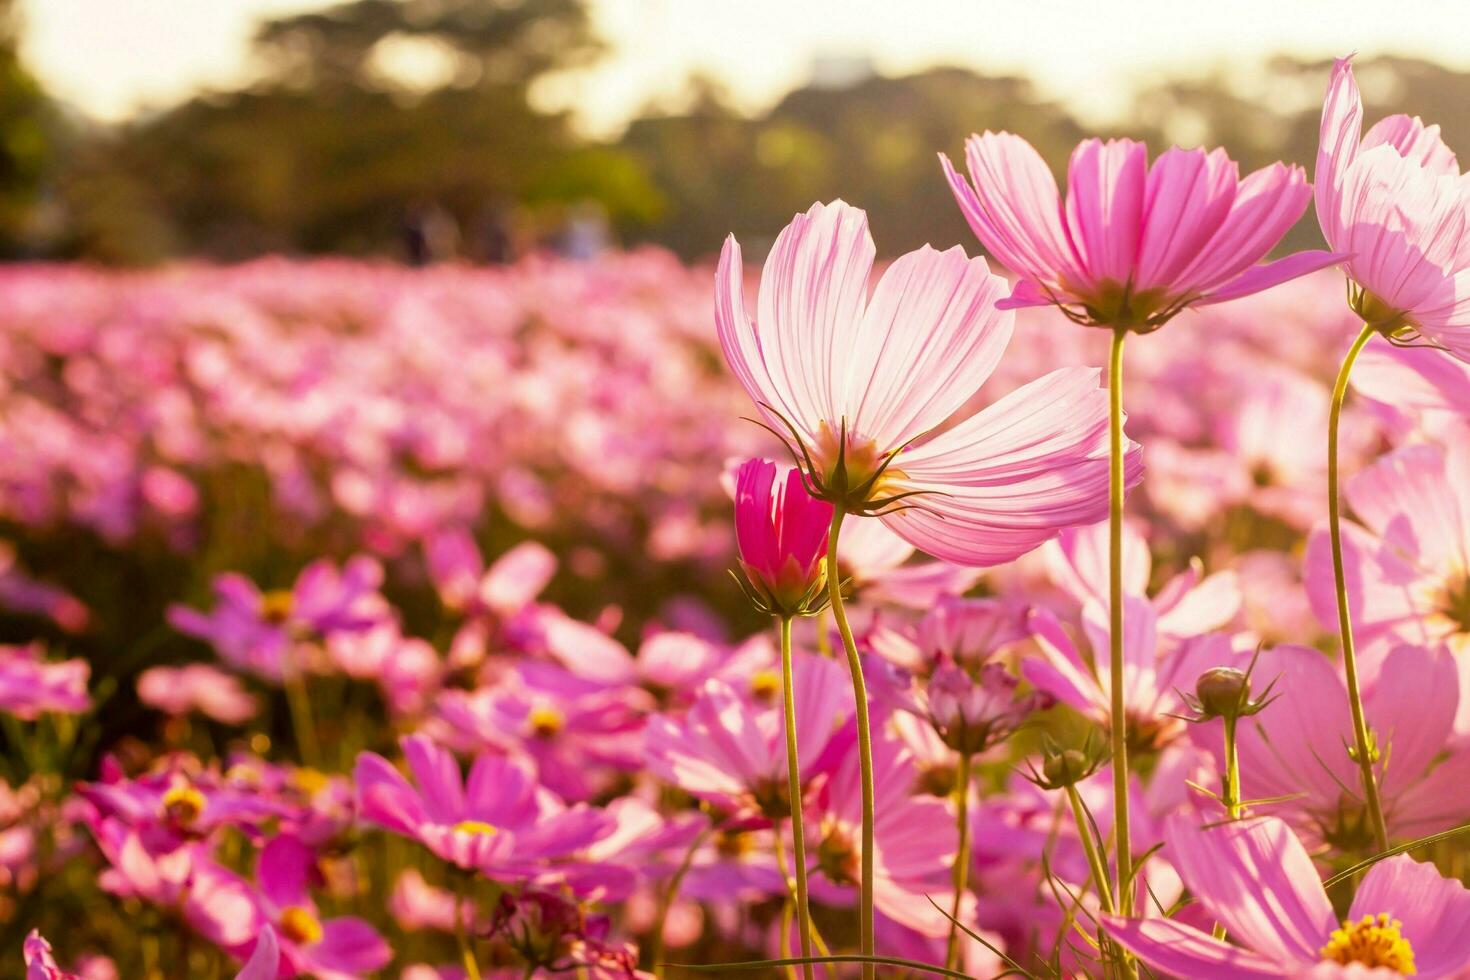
xmin=162 ymin=785 xmax=206 ymax=826
xmin=749 ymin=669 xmax=780 ymax=703
xmin=453 ymin=819 xmax=499 ymax=836
xmin=528 ymin=705 xmax=564 ymax=738
xmin=259 ymin=589 xmax=295 ymax=624
xmin=291 ymin=767 xmax=331 ymax=796
xmin=810 ymin=422 xmax=906 ymax=508
xmin=816 ymin=824 xmax=859 ymax=885
xmin=1320 ymin=914 xmax=1416 ymax=973
xmin=279 ymin=905 xmax=323 ymax=945
xmin=1438 ymin=575 xmax=1470 ymax=634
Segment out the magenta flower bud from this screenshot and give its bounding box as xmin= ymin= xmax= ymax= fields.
xmin=733 ymin=458 xmax=833 ymax=617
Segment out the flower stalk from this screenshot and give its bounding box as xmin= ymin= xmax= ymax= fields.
xmin=778 ymin=616 xmax=817 ymax=980
xmin=1106 ymin=327 xmax=1133 ymax=917
xmin=1327 ymin=322 xmax=1390 ymax=853
xmin=825 ymin=506 xmax=875 ymax=979
xmin=944 ymin=750 xmax=974 ymax=971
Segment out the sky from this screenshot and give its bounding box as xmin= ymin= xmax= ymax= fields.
xmin=21 ymin=0 xmax=1470 ymax=135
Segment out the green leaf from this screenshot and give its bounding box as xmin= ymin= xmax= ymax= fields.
xmin=1323 ymin=821 xmax=1470 ymax=888
xmin=667 ymin=953 xmax=975 ymax=978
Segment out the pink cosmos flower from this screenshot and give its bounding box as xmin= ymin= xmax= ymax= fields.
xmin=1303 ymin=439 xmax=1470 ymax=731
xmin=732 ymin=458 xmax=832 ymax=616
xmin=942 ymin=133 xmax=1339 ymax=330
xmin=435 ymin=659 xmax=648 ymax=803
xmin=644 ymin=653 xmax=851 ymax=818
xmin=1103 ymin=814 xmax=1470 ymax=977
xmin=1026 ymin=598 xmax=1241 ymax=750
xmin=1192 ymin=643 xmax=1470 ymax=848
xmin=137 ymin=664 xmax=258 ymax=725
xmin=245 ymin=835 xmax=392 ymax=980
xmin=1042 ymin=520 xmax=1241 ymax=642
xmin=354 ymin=734 xmax=614 ymax=884
xmin=716 ymin=199 xmax=1137 ymax=565
xmin=1316 ymin=56 xmax=1470 ymax=355
xmin=168 ymin=557 xmax=389 ymax=679
xmin=23 ymin=932 xmax=78 ymax=980
xmin=806 ymin=726 xmax=965 ymax=937
xmin=0 ymin=644 xmax=88 ymax=719
xmin=78 ymin=759 xmax=283 ymax=854
xmin=424 ymin=529 xmax=555 ymax=620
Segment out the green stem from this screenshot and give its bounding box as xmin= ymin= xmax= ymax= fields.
xmin=825 ymin=507 xmax=875 ymax=980
xmin=1106 ymin=327 xmax=1133 ymax=913
xmin=1107 ymin=328 xmax=1139 ymax=980
xmin=282 ymin=662 xmax=320 ymax=768
xmin=1222 ymin=715 xmax=1241 ymax=821
xmin=1065 ymin=785 xmax=1114 ymax=916
xmin=944 ymin=751 xmax=974 ymax=971
xmin=779 ymin=617 xmax=817 ymax=980
xmin=1327 ymin=322 xmax=1390 ymax=853
xmin=455 ymin=874 xmax=483 ymax=980
xmin=651 ymin=825 xmax=713 ymax=978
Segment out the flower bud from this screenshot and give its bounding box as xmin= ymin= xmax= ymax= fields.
xmin=1195 ymin=666 xmax=1250 ymax=719
xmin=1042 ymin=749 xmax=1094 ymax=788
xmin=732 ymin=459 xmax=833 ymax=617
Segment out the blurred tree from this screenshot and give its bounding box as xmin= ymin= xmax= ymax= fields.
xmin=0 ymin=0 xmax=59 ymax=257
xmin=78 ymin=0 xmax=659 ymax=261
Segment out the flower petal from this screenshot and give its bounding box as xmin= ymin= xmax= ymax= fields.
xmin=1101 ymin=913 xmax=1285 ymax=978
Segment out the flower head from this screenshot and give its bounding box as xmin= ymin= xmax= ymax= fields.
xmin=1103 ymin=814 xmax=1470 ymax=977
xmin=717 ymin=199 xmax=1138 ymax=565
xmin=943 ymin=134 xmax=1339 ymax=331
xmin=1317 ymin=56 xmax=1470 ymax=355
xmin=732 ymin=458 xmax=832 ymax=617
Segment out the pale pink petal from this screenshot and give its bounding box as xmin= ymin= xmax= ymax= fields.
xmin=234 ymin=927 xmax=278 ymax=980
xmin=943 ymin=133 xmax=1082 ymax=286
xmin=1023 ymin=607 xmax=1104 ymax=718
xmin=1348 ymin=854 xmax=1470 ymax=977
xmin=481 ymin=542 xmax=556 ymax=617
xmin=1365 ymin=645 xmax=1458 ymax=799
xmin=1101 ymin=914 xmax=1285 ymax=978
xmin=1194 ymin=249 xmax=1345 ymax=307
xmin=1043 ymin=519 xmax=1150 ymax=608
xmin=1345 ymin=443 xmax=1467 ymax=574
xmin=842 ymin=245 xmax=1012 ymax=449
xmin=1164 ymin=814 xmax=1334 ymax=964
xmin=1233 ymin=645 xmax=1358 ymax=814
xmin=1134 ymin=146 xmax=1239 ymax=293
xmin=1155 ymin=569 xmax=1242 ymax=638
xmin=1316 ymin=56 xmax=1364 ymax=249
xmin=1362 ymin=114 xmax=1459 ymax=175
xmin=401 ymin=734 xmax=466 ymax=824
xmin=880 ymin=367 xmax=1135 ymax=566
xmin=1302 ymin=520 xmax=1426 ymax=643
xmin=756 ymin=200 xmax=875 ymax=435
xmin=1064 ymin=139 xmax=1147 ymax=286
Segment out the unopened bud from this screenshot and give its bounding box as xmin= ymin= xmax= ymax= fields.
xmin=1043 ymin=749 xmax=1092 ymax=788
xmin=1195 ymin=667 xmax=1250 ymax=719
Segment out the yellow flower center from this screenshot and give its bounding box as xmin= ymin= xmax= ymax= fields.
xmin=162 ymin=785 xmax=206 ymax=826
xmin=291 ymin=767 xmax=331 ymax=796
xmin=528 ymin=705 xmax=564 ymax=738
xmin=1320 ymin=913 xmax=1416 ymax=973
xmin=453 ymin=819 xmax=499 ymax=836
xmin=259 ymin=589 xmax=296 ymax=624
xmin=749 ymin=670 xmax=781 ymax=702
xmin=279 ymin=905 xmax=323 ymax=945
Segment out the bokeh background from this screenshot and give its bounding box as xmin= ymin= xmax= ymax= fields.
xmin=9 ymin=0 xmax=1470 ymax=264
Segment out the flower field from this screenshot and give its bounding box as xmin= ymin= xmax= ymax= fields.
xmin=6 ymin=56 xmax=1470 ymax=979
